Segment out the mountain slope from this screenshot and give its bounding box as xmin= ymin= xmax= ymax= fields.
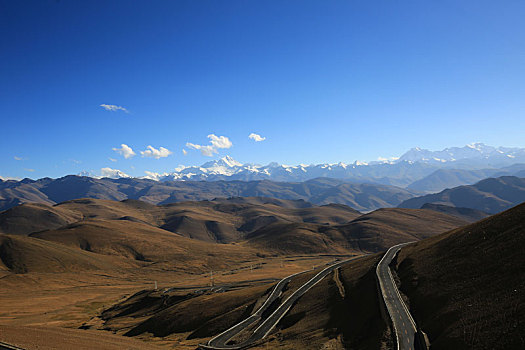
xmin=406 ymin=164 xmax=525 ymax=193
xmin=321 ymin=208 xmax=468 ymax=252
xmin=0 ymin=202 xmax=82 ymax=235
xmin=394 ymin=202 xmax=525 ymax=349
xmin=398 ymin=176 xmax=525 ymax=214
xmin=407 ymin=168 xmax=496 ymax=193
xmin=0 ymin=234 xmax=118 ymax=273
xmin=244 ymin=207 xmax=468 ymax=254
xmin=29 ymin=219 xmax=258 ymax=272
xmin=420 ymin=203 xmax=490 ymax=222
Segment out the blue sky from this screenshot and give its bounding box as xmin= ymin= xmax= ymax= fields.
xmin=1 ymin=0 xmax=524 ymax=179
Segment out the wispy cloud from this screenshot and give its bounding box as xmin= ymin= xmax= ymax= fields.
xmin=108 ymin=157 xmax=117 ymax=162
xmin=13 ymin=156 xmax=23 ymax=161
xmin=100 ymin=104 xmax=129 ymax=113
xmin=182 ymin=149 xmax=188 ymax=156
xmin=249 ymin=133 xmax=266 ymax=142
xmin=24 ymin=168 xmax=35 ymax=172
xmin=140 ymin=145 xmax=173 ymax=159
xmin=112 ymin=144 xmax=136 ymax=159
xmin=186 ymin=134 xmax=233 ymax=157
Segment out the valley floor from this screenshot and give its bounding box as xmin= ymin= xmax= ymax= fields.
xmin=0 ymin=254 xmax=356 ymax=349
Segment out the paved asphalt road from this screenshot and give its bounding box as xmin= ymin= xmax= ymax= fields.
xmin=376 ymin=243 xmax=417 ymax=350
xmin=200 ymin=258 xmax=355 ymax=349
xmin=205 ymin=270 xmax=306 ymax=348
xmin=0 ymin=342 xmax=25 ymax=350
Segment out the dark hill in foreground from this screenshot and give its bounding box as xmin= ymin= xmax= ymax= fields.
xmin=395 ymin=202 xmax=525 ymax=349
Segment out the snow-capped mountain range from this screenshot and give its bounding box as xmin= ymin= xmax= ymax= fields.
xmin=397 ymin=143 xmax=525 ymax=164
xmin=90 ymin=143 xmax=525 ymax=187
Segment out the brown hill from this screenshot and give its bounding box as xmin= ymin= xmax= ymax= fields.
xmin=243 ymin=208 xmax=468 ymax=255
xmin=318 ymin=208 xmax=468 ymax=253
xmin=1 ymin=197 xmax=361 ymax=241
xmin=30 ymin=219 xmax=258 ymax=274
xmin=0 ymin=234 xmax=117 ymax=273
xmin=394 ymin=202 xmax=525 ymax=349
xmin=0 ymin=202 xmax=82 ymax=235
xmin=1 ymin=198 xmax=468 ymax=257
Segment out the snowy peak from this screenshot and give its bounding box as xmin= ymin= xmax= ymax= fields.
xmin=202 ymin=155 xmax=243 ymax=168
xmin=128 ymin=144 xmax=525 ymax=184
xmin=397 ymin=143 xmax=525 ymax=165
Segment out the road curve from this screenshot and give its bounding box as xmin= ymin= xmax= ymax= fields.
xmin=200 ymin=258 xmax=355 ymax=350
xmin=0 ymin=341 xmax=25 ymax=350
xmin=204 ymin=270 xmax=306 ymax=348
xmin=376 ymin=243 xmax=417 ymax=350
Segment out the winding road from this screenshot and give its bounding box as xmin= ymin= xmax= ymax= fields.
xmin=204 ymin=270 xmax=306 ymax=348
xmin=200 ymin=258 xmax=354 ymax=349
xmin=376 ymin=243 xmax=417 ymax=350
xmin=0 ymin=341 xmax=25 ymax=350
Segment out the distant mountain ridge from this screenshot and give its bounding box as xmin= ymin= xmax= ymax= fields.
xmin=397 ymin=142 xmax=525 ymax=165
xmin=399 ymin=176 xmax=525 ymax=214
xmin=0 ymin=176 xmax=417 ymax=213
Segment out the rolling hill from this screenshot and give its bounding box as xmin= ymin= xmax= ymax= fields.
xmin=0 ymin=197 xmax=468 ymax=260
xmin=398 ymin=176 xmax=525 ymax=214
xmin=0 ymin=195 xmax=471 ymax=273
xmin=0 ymin=234 xmax=119 ymax=273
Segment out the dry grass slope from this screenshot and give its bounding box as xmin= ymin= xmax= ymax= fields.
xmin=395 ymin=202 xmax=525 ymax=349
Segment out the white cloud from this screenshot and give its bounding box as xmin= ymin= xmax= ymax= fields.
xmin=186 ymin=134 xmax=233 ymax=157
xmin=377 ymin=156 xmax=400 ymax=162
xmin=108 ymin=157 xmax=117 ymax=162
xmin=100 ymin=104 xmax=129 ymax=113
xmin=100 ymin=167 xmax=130 ymax=178
xmin=140 ymin=145 xmax=173 ymax=159
xmin=209 ymin=134 xmax=233 ymax=149
xmin=249 ymin=133 xmax=266 ymax=142
xmin=24 ymin=168 xmax=35 ymax=172
xmin=143 ymin=170 xmax=164 ymax=181
xmin=112 ymin=144 xmax=136 ymax=159
xmin=186 ymin=143 xmax=215 ymax=157
xmin=182 ymin=149 xmax=188 ymax=156
xmin=14 ymin=156 xmax=23 ymax=161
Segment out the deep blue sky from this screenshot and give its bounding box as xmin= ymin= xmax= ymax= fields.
xmin=1 ymin=0 xmax=524 ymax=179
